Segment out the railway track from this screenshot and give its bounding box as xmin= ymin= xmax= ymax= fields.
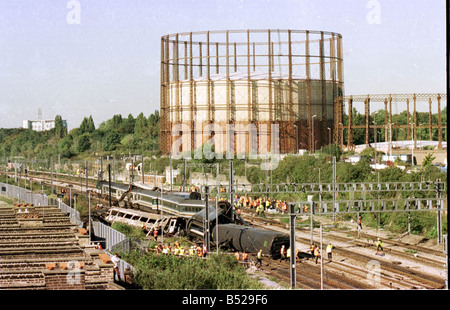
xmin=242 ymin=212 xmax=446 ymax=290
xmin=345 ymin=230 xmax=446 ymax=258
xmin=3 ymin=172 xmax=447 ymax=289
xmin=320 ymin=231 xmax=445 ymax=270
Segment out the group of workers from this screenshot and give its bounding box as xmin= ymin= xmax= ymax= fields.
xmin=153 ymin=241 xmax=208 ymax=258
xmin=278 ymin=242 xmax=334 ymax=264
xmin=233 ymin=195 xmax=289 ymax=215
xmin=308 ymin=242 xmax=334 ymax=264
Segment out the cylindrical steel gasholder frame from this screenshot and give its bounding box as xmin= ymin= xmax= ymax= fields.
xmin=160 ymin=29 xmax=344 ymax=155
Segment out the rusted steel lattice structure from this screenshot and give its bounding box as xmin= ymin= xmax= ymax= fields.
xmin=160 ymin=29 xmax=344 ymax=155
xmin=333 ymin=93 xmax=447 ymax=150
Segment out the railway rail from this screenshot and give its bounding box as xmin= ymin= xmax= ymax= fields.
xmin=3 ymin=171 xmax=447 ymax=289
xmin=242 ymin=211 xmax=446 ymax=289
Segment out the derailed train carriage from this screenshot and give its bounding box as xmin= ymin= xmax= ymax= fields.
xmin=97 ymin=180 xmax=205 ymax=217
xmin=97 ymin=180 xmax=290 ymax=258
xmin=186 ymin=204 xmax=290 ymax=258
xmin=215 ymin=224 xmax=290 ymax=258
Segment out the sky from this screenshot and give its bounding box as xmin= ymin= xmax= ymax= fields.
xmin=0 ymin=0 xmax=447 ymax=130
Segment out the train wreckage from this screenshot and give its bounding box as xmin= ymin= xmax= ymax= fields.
xmin=97 ymin=181 xmax=289 ymax=257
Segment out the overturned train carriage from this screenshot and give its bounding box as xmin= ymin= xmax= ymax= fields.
xmin=187 ymin=203 xmax=289 ymax=258
xmin=186 ymin=202 xmax=235 ymax=238
xmin=216 ymin=224 xmax=289 ymax=258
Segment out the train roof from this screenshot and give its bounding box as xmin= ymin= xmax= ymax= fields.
xmin=190 ymin=205 xmax=225 ymax=223
xmin=108 ymin=207 xmax=165 ymax=220
xmin=98 ymin=180 xmax=209 ymax=206
xmin=98 ymin=181 xmax=130 ymax=191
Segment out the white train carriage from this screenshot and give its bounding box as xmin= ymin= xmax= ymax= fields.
xmin=105 ymin=207 xmax=178 ymax=235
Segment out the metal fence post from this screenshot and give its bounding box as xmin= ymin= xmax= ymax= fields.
xmin=289 ymin=203 xmax=296 ymax=289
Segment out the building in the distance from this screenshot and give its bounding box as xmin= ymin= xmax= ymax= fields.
xmin=23 ymin=119 xmax=67 ymax=132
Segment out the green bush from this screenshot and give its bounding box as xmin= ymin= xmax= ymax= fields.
xmin=386 ymin=211 xmax=446 ymax=238
xmin=111 ymin=222 xmax=146 ymax=240
xmin=120 ymin=250 xmax=263 ymax=290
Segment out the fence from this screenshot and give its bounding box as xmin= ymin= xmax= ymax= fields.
xmin=91 ymin=221 xmax=130 ymax=251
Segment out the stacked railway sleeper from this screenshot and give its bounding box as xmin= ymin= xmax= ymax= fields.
xmin=0 ymin=202 xmax=119 ymax=290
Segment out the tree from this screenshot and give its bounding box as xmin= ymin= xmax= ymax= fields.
xmin=134 ymin=112 xmax=148 ymax=139
xmin=58 ymin=135 xmax=74 ymax=158
xmin=54 ymin=115 xmax=67 ymax=138
xmin=79 ymin=116 xmax=95 ymax=135
xmin=422 ymin=153 xmax=435 ymax=167
xmin=149 ymin=110 xmax=159 ymax=127
xmin=104 ymin=131 xmax=121 ymax=151
xmin=77 ymin=134 xmax=91 ymax=153
xmin=360 ymin=147 xmax=376 ymax=161
xmin=319 ymin=144 xmax=343 ymax=160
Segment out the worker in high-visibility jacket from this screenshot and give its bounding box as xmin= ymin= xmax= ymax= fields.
xmin=279 ymin=245 xmax=286 ymax=262
xmin=286 ymin=247 xmax=291 ymax=260
xmin=256 ymin=249 xmax=263 ymax=267
xmin=314 ymin=246 xmax=321 ymax=264
xmin=326 ymin=243 xmax=333 ymax=261
xmin=376 ymin=238 xmax=383 ymax=253
xmin=309 ymin=243 xmax=316 ymax=260
xmin=242 ymin=252 xmax=248 ymax=262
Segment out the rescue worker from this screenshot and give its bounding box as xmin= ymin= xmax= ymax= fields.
xmin=286 ymin=247 xmax=291 ymax=261
xmin=326 ymin=243 xmax=333 ymax=261
xmin=256 ymin=249 xmax=263 ymax=267
xmin=179 ymin=247 xmax=185 ymax=256
xmin=153 ymin=228 xmax=158 ymax=242
xmin=314 ymin=246 xmax=321 ymax=264
xmin=295 ymin=249 xmax=302 ymax=262
xmin=235 ymin=252 xmax=240 ymax=261
xmin=357 ymin=216 xmax=363 ymax=231
xmin=280 ymin=245 xmax=286 ymax=262
xmin=309 ymin=243 xmax=316 ymax=260
xmin=202 ymin=244 xmax=207 ymax=258
xmin=111 ymin=253 xmax=121 ymax=282
xmin=376 ymin=238 xmax=383 ymax=253
xmin=242 ymin=252 xmax=248 ymax=262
